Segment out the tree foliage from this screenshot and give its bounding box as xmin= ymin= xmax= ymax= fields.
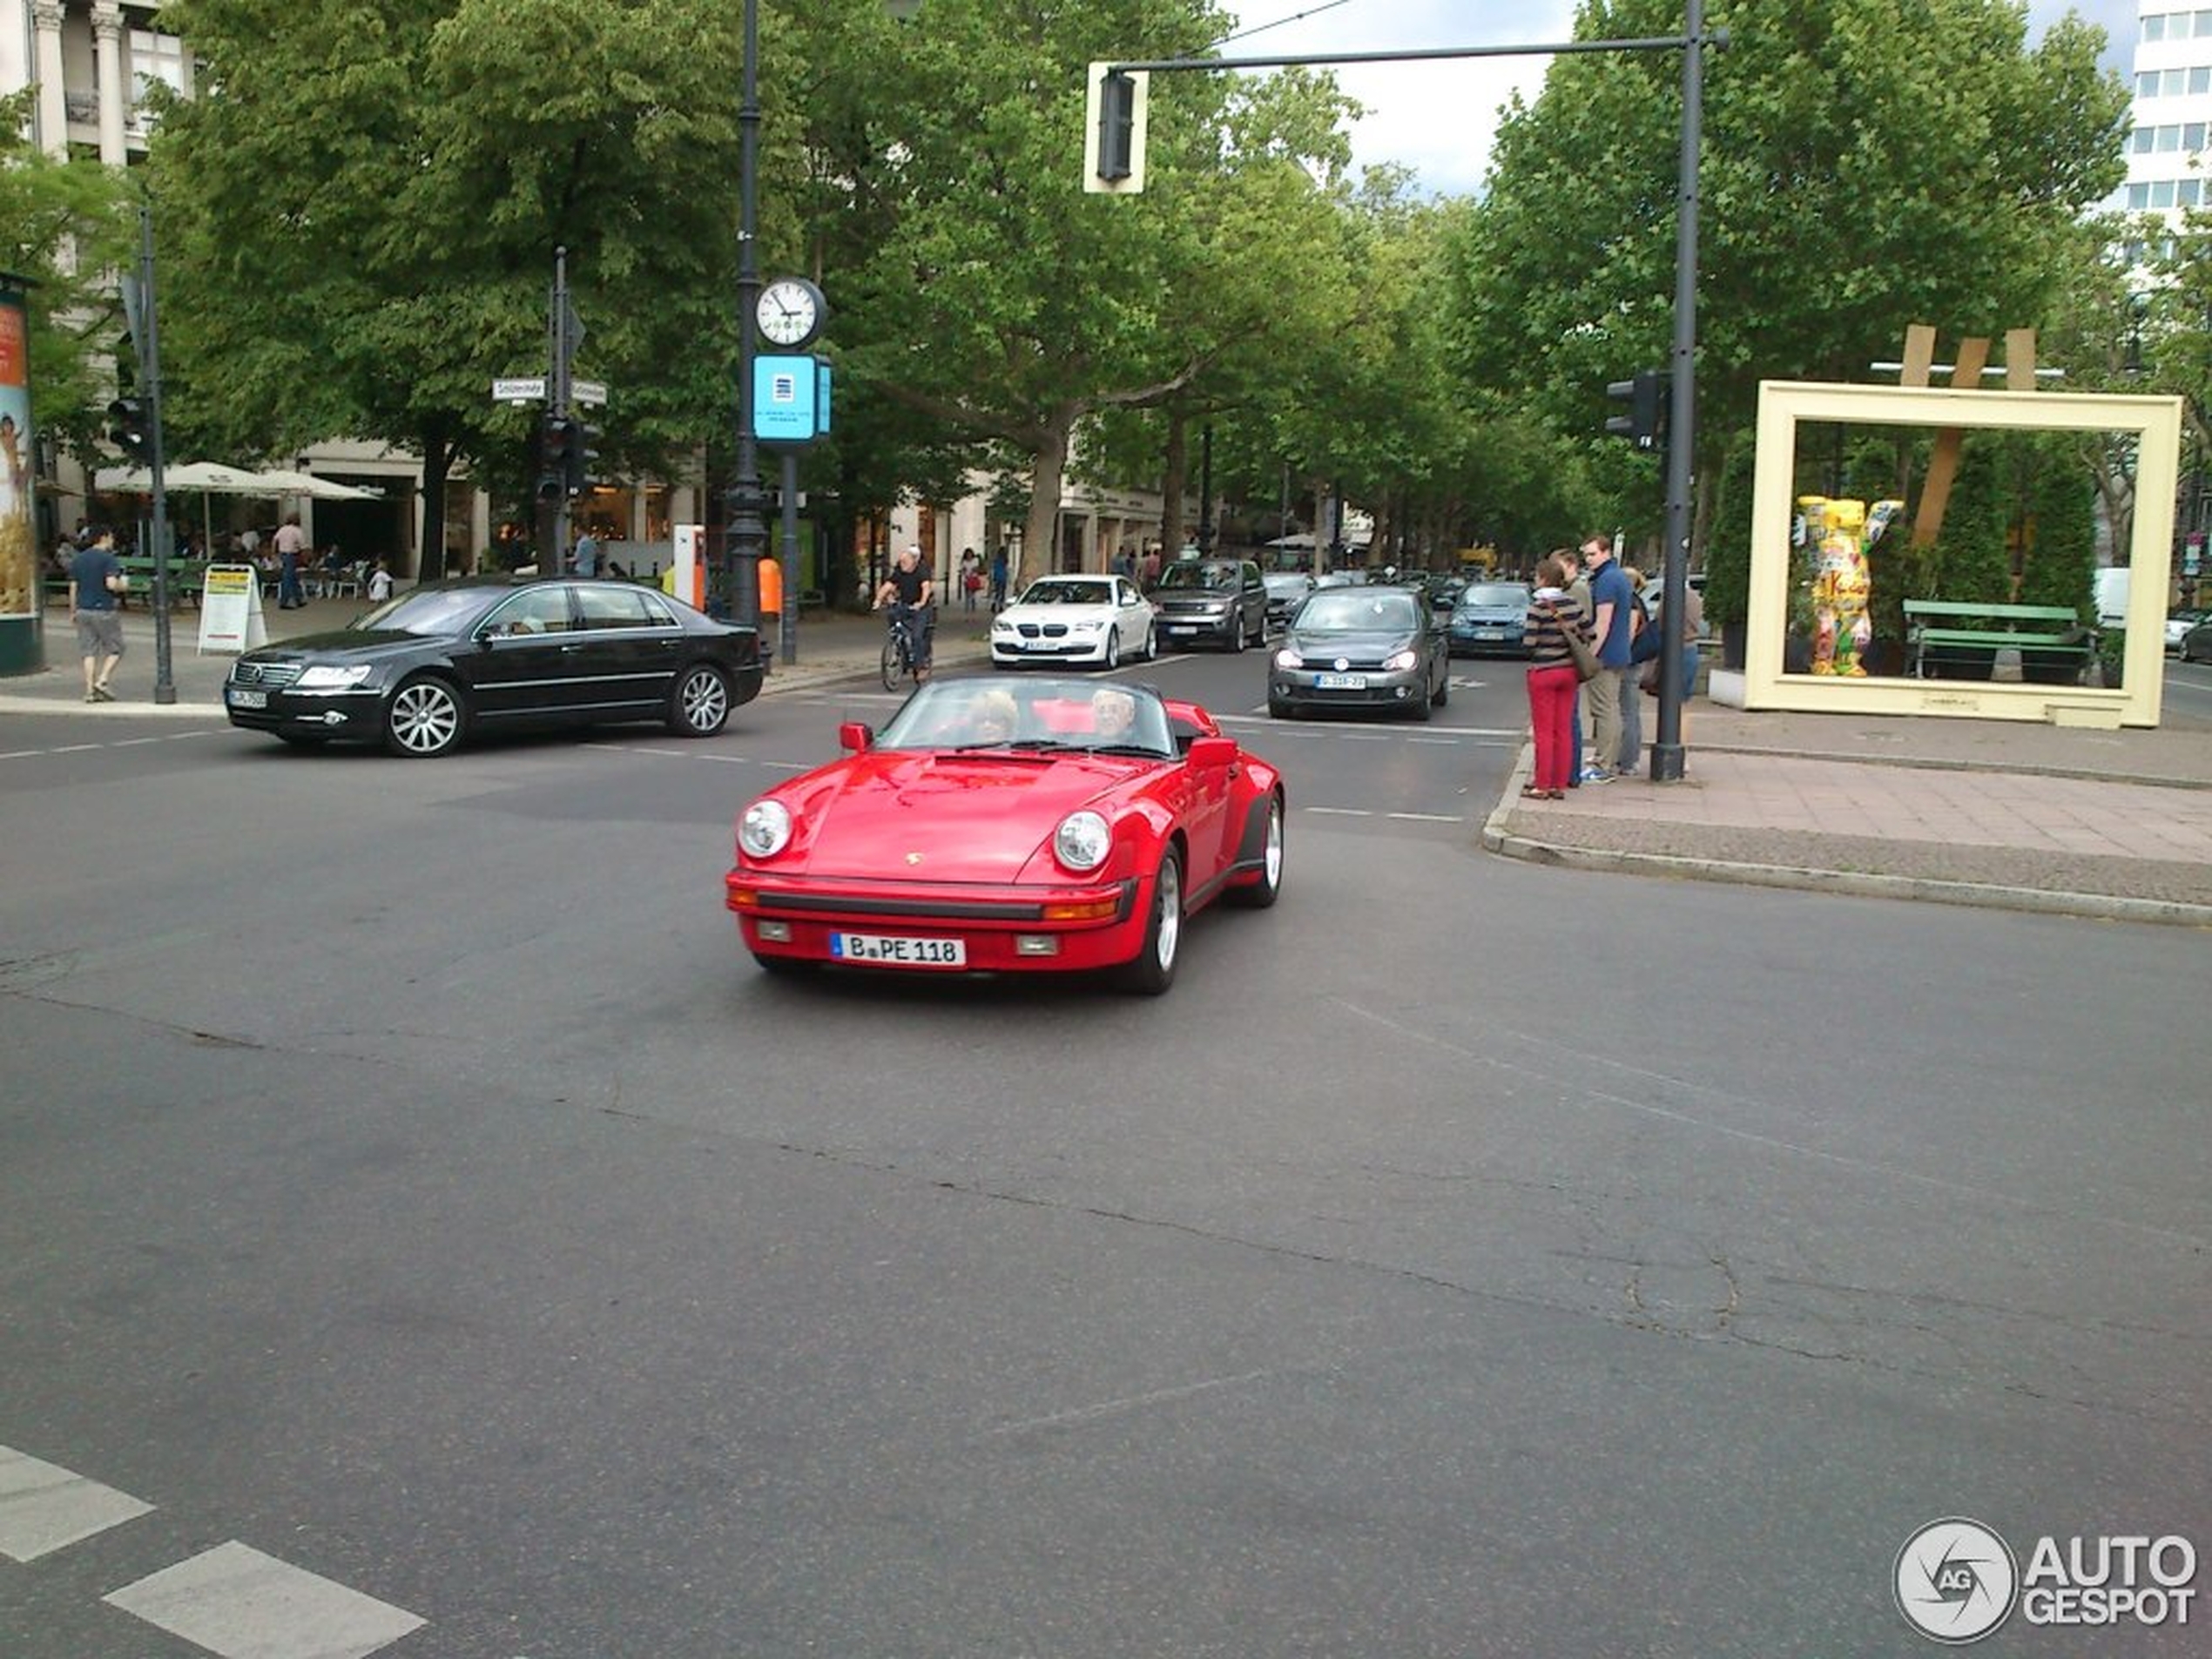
xmin=1448 ymin=0 xmax=2130 ymax=553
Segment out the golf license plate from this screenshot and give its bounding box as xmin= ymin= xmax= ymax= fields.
xmin=1315 ymin=672 xmax=1366 ymax=690
xmin=831 ymin=932 xmax=967 ymax=968
xmin=226 ymin=687 xmax=267 ymax=709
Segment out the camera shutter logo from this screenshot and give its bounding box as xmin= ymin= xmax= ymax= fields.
xmin=1896 ymin=1518 xmax=2020 ymax=1643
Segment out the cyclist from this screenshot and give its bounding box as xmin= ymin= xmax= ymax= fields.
xmin=873 ymin=544 xmax=936 ymax=682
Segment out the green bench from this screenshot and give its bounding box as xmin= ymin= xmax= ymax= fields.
xmin=1902 ymin=598 xmax=2090 ymax=681
xmin=113 ymin=557 xmax=206 ymax=608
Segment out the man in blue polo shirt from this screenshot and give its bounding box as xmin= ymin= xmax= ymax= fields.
xmin=67 ymin=526 xmax=127 ymax=703
xmin=1580 ymin=533 xmax=1633 ymax=783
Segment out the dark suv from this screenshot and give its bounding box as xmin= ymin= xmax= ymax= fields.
xmin=1150 ymin=558 xmax=1271 ymax=651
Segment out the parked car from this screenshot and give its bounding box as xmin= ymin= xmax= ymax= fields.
xmin=989 ymin=574 xmax=1156 ymax=669
xmin=2181 ymin=616 xmax=2212 ymax=664
xmin=1447 ymin=581 xmax=1534 ymax=658
xmin=1149 ymin=557 xmax=1270 ymax=651
xmin=1270 ymin=585 xmax=1451 ymax=720
xmin=727 ymin=677 xmax=1285 ymax=994
xmin=2165 ymin=608 xmax=2206 ymax=655
xmin=223 ymin=575 xmax=763 ymax=757
xmin=1260 ymin=570 xmax=1317 ymax=634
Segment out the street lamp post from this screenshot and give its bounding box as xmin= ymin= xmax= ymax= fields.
xmin=725 ymin=0 xmax=765 ymax=631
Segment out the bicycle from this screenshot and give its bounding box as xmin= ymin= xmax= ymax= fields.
xmin=880 ymin=604 xmax=930 ymax=692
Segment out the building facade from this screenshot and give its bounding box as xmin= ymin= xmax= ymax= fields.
xmin=2121 ymin=3 xmax=2212 ymax=219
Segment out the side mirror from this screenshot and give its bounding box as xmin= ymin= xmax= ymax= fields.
xmin=839 ymin=722 xmax=873 ymax=753
xmin=1187 ymin=735 xmax=1237 ymax=770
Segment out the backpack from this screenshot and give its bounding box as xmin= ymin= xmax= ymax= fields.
xmin=1629 ymin=591 xmax=1662 ymax=664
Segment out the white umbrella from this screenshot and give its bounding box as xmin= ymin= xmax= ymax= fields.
xmin=94 ymin=461 xmax=272 ymax=494
xmin=249 ymin=468 xmax=382 ymax=502
xmin=1265 ymin=531 xmax=1316 ymax=550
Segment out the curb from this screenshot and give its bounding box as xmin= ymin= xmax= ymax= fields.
xmin=1695 ymin=741 xmax=2212 ymax=793
xmin=1480 ymin=742 xmax=2212 ymax=929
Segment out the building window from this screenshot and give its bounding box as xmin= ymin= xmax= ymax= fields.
xmin=2128 ymin=182 xmax=2151 ymax=211
xmin=2183 ymin=179 xmax=2203 ymax=208
xmin=2145 ymin=14 xmax=2165 ymax=42
xmin=126 ymin=30 xmax=187 ymax=134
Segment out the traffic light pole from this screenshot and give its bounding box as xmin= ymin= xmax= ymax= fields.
xmin=550 ymin=246 xmax=572 ymax=572
xmin=135 ymin=206 xmax=176 ymax=706
xmin=1650 ymin=0 xmax=1708 ymax=784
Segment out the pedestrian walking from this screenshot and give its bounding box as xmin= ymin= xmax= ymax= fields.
xmin=988 ymin=544 xmax=1009 ymax=611
xmin=67 ymin=526 xmax=127 ymax=702
xmin=1521 ymin=551 xmax=1592 ymax=799
xmin=959 ymin=546 xmax=981 ymax=611
xmin=274 ymin=515 xmax=307 ymax=609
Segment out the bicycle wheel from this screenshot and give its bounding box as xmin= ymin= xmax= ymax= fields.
xmin=880 ymin=631 xmax=907 ymax=693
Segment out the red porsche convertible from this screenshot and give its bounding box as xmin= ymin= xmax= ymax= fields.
xmin=726 ymin=677 xmax=1285 ymax=993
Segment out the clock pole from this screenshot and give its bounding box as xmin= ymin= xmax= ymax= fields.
xmin=726 ymin=0 xmax=765 ymax=631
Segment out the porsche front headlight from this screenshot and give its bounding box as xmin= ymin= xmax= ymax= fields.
xmin=738 ymin=799 xmax=792 ymax=858
xmin=1053 ymin=810 xmax=1111 ymax=872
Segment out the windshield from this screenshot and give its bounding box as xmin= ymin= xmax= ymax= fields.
xmin=875 ymin=678 xmax=1177 ymax=759
xmin=1155 ymin=562 xmax=1240 ymax=592
xmin=1294 ymin=590 xmax=1423 ymax=632
xmin=352 ymin=584 xmax=503 ymax=637
xmin=1015 ymin=579 xmax=1115 ymax=606
xmin=1458 ymin=583 xmax=1530 ymax=610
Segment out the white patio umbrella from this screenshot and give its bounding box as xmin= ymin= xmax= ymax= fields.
xmin=94 ymin=461 xmax=271 ymax=494
xmin=249 ymin=468 xmax=382 ymax=502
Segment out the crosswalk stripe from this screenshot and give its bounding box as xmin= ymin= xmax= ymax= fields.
xmin=105 ymin=1541 xmax=425 ymax=1659
xmin=0 ymin=1444 xmax=154 ymax=1562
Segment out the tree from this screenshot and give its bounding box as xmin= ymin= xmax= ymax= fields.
xmin=804 ymin=0 xmax=1358 ymax=590
xmin=145 ymin=0 xmax=750 ymax=576
xmin=0 ymin=90 xmax=140 ymax=459
xmin=1448 ymin=0 xmax=2129 ymax=551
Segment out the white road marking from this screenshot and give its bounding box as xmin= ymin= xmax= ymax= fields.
xmin=0 ymin=1445 xmax=154 ymax=1561
xmin=1386 ymin=812 xmax=1466 ymax=823
xmin=105 ymin=1541 xmax=425 ymax=1659
xmin=1305 ymin=806 xmax=1371 ymax=817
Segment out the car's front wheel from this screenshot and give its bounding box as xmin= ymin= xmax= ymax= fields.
xmin=667 ymin=663 xmax=732 ymax=737
xmin=1103 ymin=629 xmax=1122 ymax=671
xmin=1228 ymin=612 xmax=1246 ymax=652
xmin=384 ymin=676 xmax=466 ymax=758
xmin=1119 ymin=850 xmax=1184 ymax=995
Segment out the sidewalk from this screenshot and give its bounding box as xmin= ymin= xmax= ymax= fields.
xmin=1482 ymin=703 xmax=2212 ymax=926
xmin=7 ymin=597 xmax=2209 ymax=925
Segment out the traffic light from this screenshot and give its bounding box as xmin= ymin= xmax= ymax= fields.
xmin=1083 ymin=64 xmax=1149 ymax=192
xmin=1604 ymin=369 xmax=1669 ymax=451
xmin=539 ymin=415 xmax=573 ymax=502
xmin=566 ymin=417 xmax=598 ymax=496
xmin=107 ymin=396 xmax=149 ymax=462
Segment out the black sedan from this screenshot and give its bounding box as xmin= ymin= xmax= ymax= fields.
xmin=1447 ymin=580 xmax=1534 ymax=658
xmin=224 ymin=576 xmax=765 ymax=757
xmin=1269 ymin=586 xmax=1450 ymax=720
xmin=1261 ymin=570 xmax=1317 ymax=634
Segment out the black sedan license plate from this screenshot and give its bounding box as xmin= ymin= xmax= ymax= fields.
xmin=831 ymin=932 xmax=967 ymax=968
xmin=226 ymin=687 xmax=267 ymax=709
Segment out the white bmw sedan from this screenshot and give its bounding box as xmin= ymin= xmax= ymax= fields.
xmin=990 ymin=574 xmax=1157 ymax=670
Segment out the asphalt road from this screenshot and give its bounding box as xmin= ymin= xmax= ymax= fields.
xmin=2 ymin=649 xmax=2206 ymax=1658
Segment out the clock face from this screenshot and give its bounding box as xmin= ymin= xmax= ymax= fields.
xmin=758 ymin=278 xmax=822 ymax=347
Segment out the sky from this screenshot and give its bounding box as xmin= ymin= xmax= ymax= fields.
xmin=1215 ymin=0 xmax=2141 ymax=199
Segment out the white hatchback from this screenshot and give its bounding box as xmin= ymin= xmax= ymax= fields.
xmin=991 ymin=574 xmax=1157 ymax=669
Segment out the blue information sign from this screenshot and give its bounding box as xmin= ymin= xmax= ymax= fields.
xmin=816 ymin=362 xmax=833 ymax=435
xmin=755 ymin=354 xmax=818 ymax=444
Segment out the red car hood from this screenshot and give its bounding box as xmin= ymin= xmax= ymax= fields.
xmin=778 ymin=750 xmax=1153 ymax=884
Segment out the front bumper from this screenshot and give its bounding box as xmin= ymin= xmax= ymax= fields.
xmin=1155 ymin=611 xmax=1236 ymax=646
xmin=727 ymin=868 xmax=1150 ymax=974
xmin=1270 ymin=665 xmax=1427 ymax=711
xmin=991 ymin=632 xmax=1112 ymax=664
xmin=223 ymin=682 xmax=387 ymax=737
xmin=1449 ymin=624 xmax=1528 ymax=657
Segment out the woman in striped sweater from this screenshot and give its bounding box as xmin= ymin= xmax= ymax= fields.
xmin=1521 ymin=550 xmax=1594 ymax=800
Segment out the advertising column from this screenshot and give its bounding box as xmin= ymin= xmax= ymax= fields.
xmin=0 ymin=274 xmax=40 ymax=675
